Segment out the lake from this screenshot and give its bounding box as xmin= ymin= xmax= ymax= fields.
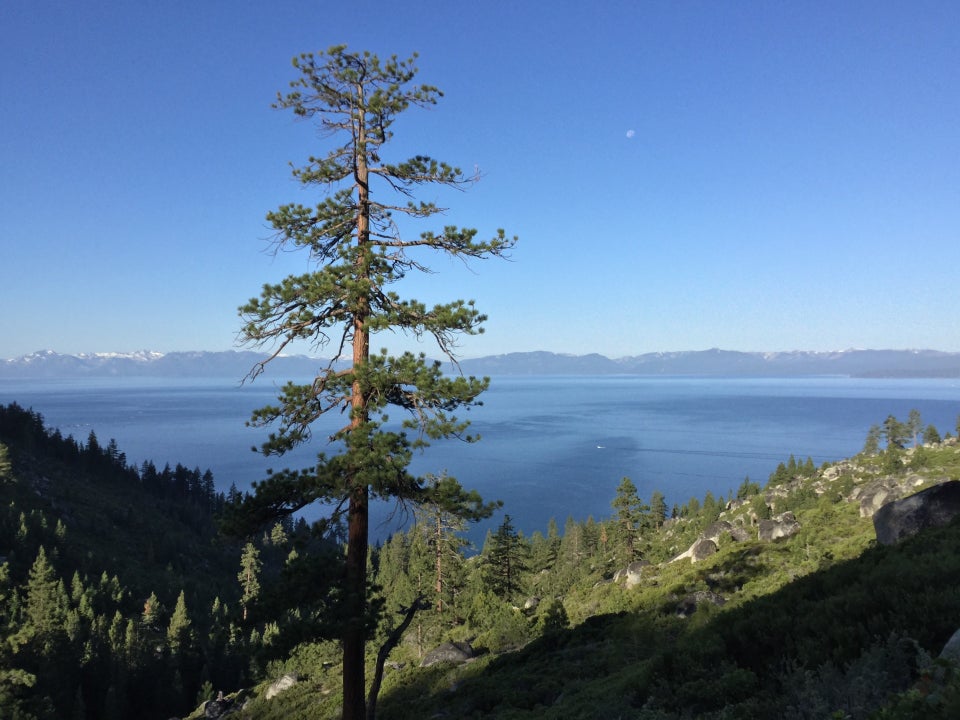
xmin=2 ymin=375 xmax=959 ymax=544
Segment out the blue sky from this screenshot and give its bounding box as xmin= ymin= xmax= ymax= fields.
xmin=2 ymin=0 xmax=959 ymax=360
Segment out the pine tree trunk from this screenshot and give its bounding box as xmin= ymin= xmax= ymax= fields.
xmin=343 ymin=83 xmax=372 ymax=720
xmin=343 ymin=484 xmax=369 ymax=720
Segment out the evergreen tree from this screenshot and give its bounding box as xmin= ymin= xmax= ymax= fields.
xmin=649 ymin=490 xmax=668 ymax=529
xmin=862 ymin=424 xmax=882 ymax=456
xmin=701 ymin=491 xmax=721 ymax=525
xmin=883 ymin=414 xmax=908 ymax=449
xmin=414 ymin=473 xmax=499 ymax=613
xmin=141 ymin=591 xmax=163 ymax=629
xmin=907 ymin=409 xmax=923 ymax=447
xmin=582 ymin=516 xmax=600 ymax=557
xmin=923 ymin=423 xmax=942 ymax=445
xmin=15 ymin=547 xmax=73 ymax=715
xmin=483 ymin=515 xmax=528 ymax=599
xmin=237 ymin=542 xmax=262 ymax=622
xmin=736 ymin=476 xmax=760 ymax=499
xmin=546 ymin=517 xmax=561 ymax=560
xmin=22 ymin=546 xmax=68 ymax=642
xmin=268 ymin=521 xmax=288 ymax=547
xmin=560 ymin=516 xmax=581 ymax=561
xmin=0 ymin=442 xmax=12 ymax=482
xmin=770 ymin=462 xmax=789 ymax=485
xmin=611 ymin=477 xmax=646 ymax=561
xmin=374 ymin=532 xmax=416 ymax=609
xmin=230 ymin=45 xmax=513 ymax=720
xmin=166 ymin=590 xmax=198 ymax=710
xmin=85 ymin=430 xmax=100 ymax=456
xmin=166 ymin=591 xmax=192 ymax=654
xmin=528 ymin=531 xmax=553 ymax=574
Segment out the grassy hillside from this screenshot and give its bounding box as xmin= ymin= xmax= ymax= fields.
xmin=4 ymin=402 xmax=960 ymax=719
xmin=218 ymin=425 xmax=960 ymax=719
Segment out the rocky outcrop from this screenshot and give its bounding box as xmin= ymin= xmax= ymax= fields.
xmin=702 ymin=520 xmax=750 ymax=543
xmin=669 ymin=518 xmax=756 ymax=565
xmin=202 ymin=697 xmax=233 ymax=718
xmin=873 ymin=480 xmax=960 ymax=545
xmin=614 ymin=560 xmax=650 ymax=588
xmin=193 ymin=690 xmax=249 ymax=719
xmin=420 ymin=641 xmax=475 ymax=667
xmin=670 ymin=538 xmax=718 ymax=564
xmin=852 ymin=474 xmax=930 ymax=517
xmin=758 ymin=512 xmax=801 ymax=541
xmin=265 ymin=673 xmax=298 ymax=700
xmin=940 ymin=628 xmax=960 ymax=663
xmin=857 ymin=481 xmax=905 ymax=518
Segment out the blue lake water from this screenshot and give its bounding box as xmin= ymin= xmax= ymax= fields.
xmin=2 ymin=375 xmax=960 ymax=544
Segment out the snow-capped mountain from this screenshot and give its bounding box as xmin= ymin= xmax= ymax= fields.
xmin=0 ymin=350 xmax=325 ymax=378
xmin=2 ymin=349 xmax=960 ymax=378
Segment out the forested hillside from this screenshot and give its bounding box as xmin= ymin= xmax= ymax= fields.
xmin=0 ymin=403 xmax=316 ymax=719
xmin=3 ymin=404 xmax=960 ymax=719
xmin=204 ymin=410 xmax=960 ymax=719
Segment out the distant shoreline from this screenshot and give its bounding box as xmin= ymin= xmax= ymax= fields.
xmin=3 ymin=348 xmax=960 ymax=379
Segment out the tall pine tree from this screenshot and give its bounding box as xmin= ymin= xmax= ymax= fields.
xmin=232 ymin=46 xmax=514 ymax=719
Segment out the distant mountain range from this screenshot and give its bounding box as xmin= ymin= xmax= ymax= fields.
xmin=3 ymin=348 xmax=960 ymax=378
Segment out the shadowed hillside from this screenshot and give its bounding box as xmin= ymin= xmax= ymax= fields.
xmin=3 ymin=404 xmax=960 ymax=719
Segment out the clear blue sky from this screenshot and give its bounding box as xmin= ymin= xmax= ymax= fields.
xmin=3 ymin=0 xmax=959 ymax=360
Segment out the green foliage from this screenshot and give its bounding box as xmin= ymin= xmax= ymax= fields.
xmin=0 ymin=442 xmax=12 ymax=483
xmin=0 ymin=405 xmax=252 ymax=719
xmin=883 ymin=446 xmax=906 ymax=474
xmin=414 ymin=473 xmax=501 ymax=614
xmin=884 ymin=414 xmax=909 ymax=450
xmin=862 ymin=423 xmax=882 ymax=456
xmin=471 ymin=595 xmax=533 ymax=654
xmin=736 ymin=476 xmax=761 ymax=499
xmin=910 ymin=446 xmax=932 ymax=469
xmin=355 ymin=417 xmax=960 ymax=719
xmin=649 ymin=490 xmax=668 ymax=529
xmin=166 ymin=590 xmax=193 ymax=653
xmin=238 ymin=542 xmax=262 ymax=622
xmin=22 ymin=547 xmax=69 ymax=641
xmin=231 ymin=45 xmax=514 ymax=718
xmin=907 ymin=408 xmax=923 ymax=447
xmin=780 ymin=484 xmax=819 ymax=513
xmin=700 ymin=491 xmax=722 ymax=526
xmin=537 ymin=598 xmax=569 ymax=635
xmin=923 ymin=423 xmax=942 ymax=445
xmin=875 ymin=660 xmax=960 ymax=719
xmin=611 ymin=477 xmax=648 ymax=561
xmin=482 ymin=515 xmax=528 ymax=600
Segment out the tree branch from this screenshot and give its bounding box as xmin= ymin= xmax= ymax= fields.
xmin=366 ymin=595 xmax=429 ymax=720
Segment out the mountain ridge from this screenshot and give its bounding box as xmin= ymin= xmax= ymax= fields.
xmin=4 ymin=348 xmax=960 ymax=378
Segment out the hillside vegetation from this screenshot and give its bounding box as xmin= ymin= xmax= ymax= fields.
xmin=2 ymin=403 xmax=960 ymax=718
